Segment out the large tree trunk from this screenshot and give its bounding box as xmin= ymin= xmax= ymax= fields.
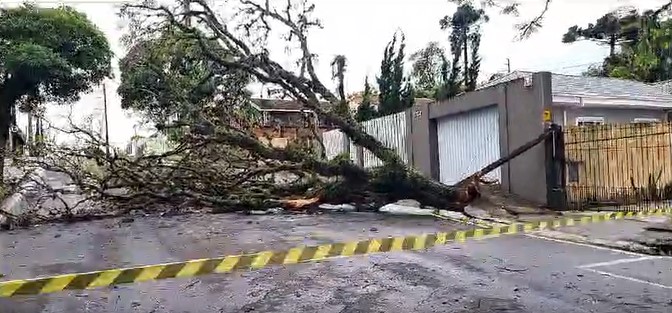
xmin=27 ymin=111 xmax=32 ymax=156
xmin=609 ymin=34 xmax=616 ymax=57
xmin=0 ymin=78 xmax=21 ymax=185
xmin=463 ymin=27 xmax=469 ymax=86
xmin=0 ymin=96 xmax=14 ymax=184
xmin=123 ymin=1 xmax=469 ymax=211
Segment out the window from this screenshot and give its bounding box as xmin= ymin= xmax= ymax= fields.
xmin=632 ymin=118 xmax=660 ymax=125
xmin=576 ymin=116 xmax=604 ymax=127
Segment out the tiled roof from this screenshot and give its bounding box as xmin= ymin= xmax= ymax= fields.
xmin=477 ymin=71 xmax=672 ymax=103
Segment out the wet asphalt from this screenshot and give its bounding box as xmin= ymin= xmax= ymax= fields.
xmin=0 ymin=213 xmax=671 ymax=313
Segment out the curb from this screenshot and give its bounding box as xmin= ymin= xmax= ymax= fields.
xmin=527 ymin=230 xmax=661 ymax=255
xmin=0 ymin=167 xmax=47 ymax=228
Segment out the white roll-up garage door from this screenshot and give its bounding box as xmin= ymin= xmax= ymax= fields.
xmin=436 ymin=106 xmax=501 ymax=185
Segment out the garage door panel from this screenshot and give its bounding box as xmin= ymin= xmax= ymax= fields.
xmin=437 ymin=106 xmax=500 ymax=185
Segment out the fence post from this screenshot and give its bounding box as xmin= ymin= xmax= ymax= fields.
xmin=342 ymin=130 xmax=350 ymax=156
xmin=545 ymin=123 xmax=567 ymax=210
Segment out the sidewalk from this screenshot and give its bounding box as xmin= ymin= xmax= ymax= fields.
xmin=530 ymin=212 xmax=672 ymax=255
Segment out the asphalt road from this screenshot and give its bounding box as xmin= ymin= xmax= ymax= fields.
xmin=0 ymin=213 xmax=671 ymax=312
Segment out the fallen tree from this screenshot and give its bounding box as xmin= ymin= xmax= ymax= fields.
xmin=3 ymin=0 xmax=486 ymax=226
xmin=112 ymin=0 xmax=473 ymax=209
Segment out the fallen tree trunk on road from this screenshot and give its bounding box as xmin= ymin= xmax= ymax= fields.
xmin=456 ymin=128 xmax=555 ymax=187
xmin=2 ymin=0 xmax=556 ymax=227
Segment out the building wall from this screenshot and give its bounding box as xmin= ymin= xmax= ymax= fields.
xmin=253 ymin=126 xmax=326 ymax=148
xmin=411 ymin=72 xmax=553 ymax=205
xmin=551 ymin=106 xmax=668 ymax=126
xmin=503 ymin=73 xmax=552 ymax=204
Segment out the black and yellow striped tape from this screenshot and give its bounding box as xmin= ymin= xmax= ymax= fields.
xmin=1 ymin=209 xmax=670 ymax=297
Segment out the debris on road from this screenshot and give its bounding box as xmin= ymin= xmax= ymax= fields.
xmin=318 ymin=203 xmax=356 ymax=212
xmin=280 ymin=197 xmax=320 ymax=211
xmin=378 ymin=202 xmax=435 ymax=216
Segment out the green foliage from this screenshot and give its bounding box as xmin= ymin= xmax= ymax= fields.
xmin=562 ymin=8 xmax=642 ymax=56
xmin=410 ymin=40 xmax=464 ymax=100
xmin=595 ymin=17 xmax=672 ymax=83
xmin=118 ymin=27 xmax=250 ymax=127
xmin=571 ymin=7 xmax=672 ymax=84
xmin=466 ymin=32 xmax=481 ymax=91
xmin=376 ymin=32 xmax=414 ymax=116
xmin=409 ymin=42 xmax=446 ymax=95
xmin=330 ymin=55 xmax=351 ymax=118
xmin=440 ymin=3 xmax=487 ymax=94
xmin=0 ymin=4 xmax=112 ymax=108
xmin=355 ymin=77 xmax=377 ymax=122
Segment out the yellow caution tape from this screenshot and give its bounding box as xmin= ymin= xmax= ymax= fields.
xmin=1 ymin=209 xmax=670 ymax=297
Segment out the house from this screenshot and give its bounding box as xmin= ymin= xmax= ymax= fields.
xmin=430 ymin=71 xmax=672 ymax=206
xmin=324 ymin=71 xmax=672 ymax=210
xmin=479 ymin=71 xmax=672 ymax=126
xmin=249 ymin=98 xmax=334 ymax=128
xmin=249 ymin=98 xmax=337 ymax=148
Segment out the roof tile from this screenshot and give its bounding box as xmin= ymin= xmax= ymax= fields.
xmin=477 ymin=71 xmax=672 ymax=103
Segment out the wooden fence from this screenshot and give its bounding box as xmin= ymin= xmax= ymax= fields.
xmin=563 ymin=123 xmax=672 ymax=207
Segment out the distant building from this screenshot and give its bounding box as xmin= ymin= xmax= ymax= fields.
xmin=249 ymin=98 xmax=336 ymax=148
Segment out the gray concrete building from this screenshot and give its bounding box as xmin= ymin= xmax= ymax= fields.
xmin=408 ymin=71 xmax=672 ymax=208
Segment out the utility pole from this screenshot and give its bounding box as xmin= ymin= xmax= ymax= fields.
xmin=506 ymin=58 xmax=511 ymax=73
xmin=183 ymin=1 xmax=191 ymax=26
xmin=102 ymin=83 xmax=110 ymax=157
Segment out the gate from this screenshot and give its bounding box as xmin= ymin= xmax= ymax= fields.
xmin=560 ymin=123 xmax=672 ymax=211
xmin=436 ymin=105 xmax=500 ymax=185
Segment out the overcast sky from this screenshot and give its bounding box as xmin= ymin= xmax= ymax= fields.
xmin=2 ymin=0 xmax=670 ymax=146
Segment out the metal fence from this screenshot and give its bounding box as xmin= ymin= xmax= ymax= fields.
xmin=360 ymin=111 xmax=408 ymax=168
xmin=321 ymin=111 xmax=409 ymax=167
xmin=563 ymin=122 xmax=672 ymax=211
xmin=322 ymin=129 xmax=348 ymax=160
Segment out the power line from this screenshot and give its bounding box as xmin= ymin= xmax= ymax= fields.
xmin=513 ymin=61 xmax=601 ymax=74
xmin=551 ymin=62 xmax=601 ymax=70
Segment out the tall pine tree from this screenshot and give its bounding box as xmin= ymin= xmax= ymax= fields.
xmin=355 ymin=77 xmax=377 ymax=122
xmin=377 ymin=32 xmax=414 ymax=116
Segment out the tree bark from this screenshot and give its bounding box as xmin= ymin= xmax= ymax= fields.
xmin=27 ymin=111 xmax=32 ymax=156
xmin=0 ymin=89 xmax=15 ymax=184
xmin=609 ymin=34 xmax=616 ymax=57
xmin=123 ymin=2 xmax=466 ymax=211
xmin=463 ymin=27 xmax=469 ymax=86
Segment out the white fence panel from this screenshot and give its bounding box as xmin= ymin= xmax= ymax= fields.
xmin=350 ymin=141 xmax=358 ymax=163
xmin=360 ymin=111 xmax=408 ymax=168
xmin=322 ymin=129 xmax=348 ymax=160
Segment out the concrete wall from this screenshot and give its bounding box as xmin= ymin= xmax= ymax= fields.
xmin=409 ymin=72 xmax=553 ymax=205
xmin=552 ymin=106 xmax=668 ymax=126
xmin=503 ymin=73 xmax=552 ymax=204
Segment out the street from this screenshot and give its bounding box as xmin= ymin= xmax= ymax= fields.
xmin=0 ymin=213 xmax=671 ymax=312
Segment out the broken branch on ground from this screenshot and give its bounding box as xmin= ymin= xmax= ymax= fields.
xmin=4 ymin=0 xmax=486 ymax=227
